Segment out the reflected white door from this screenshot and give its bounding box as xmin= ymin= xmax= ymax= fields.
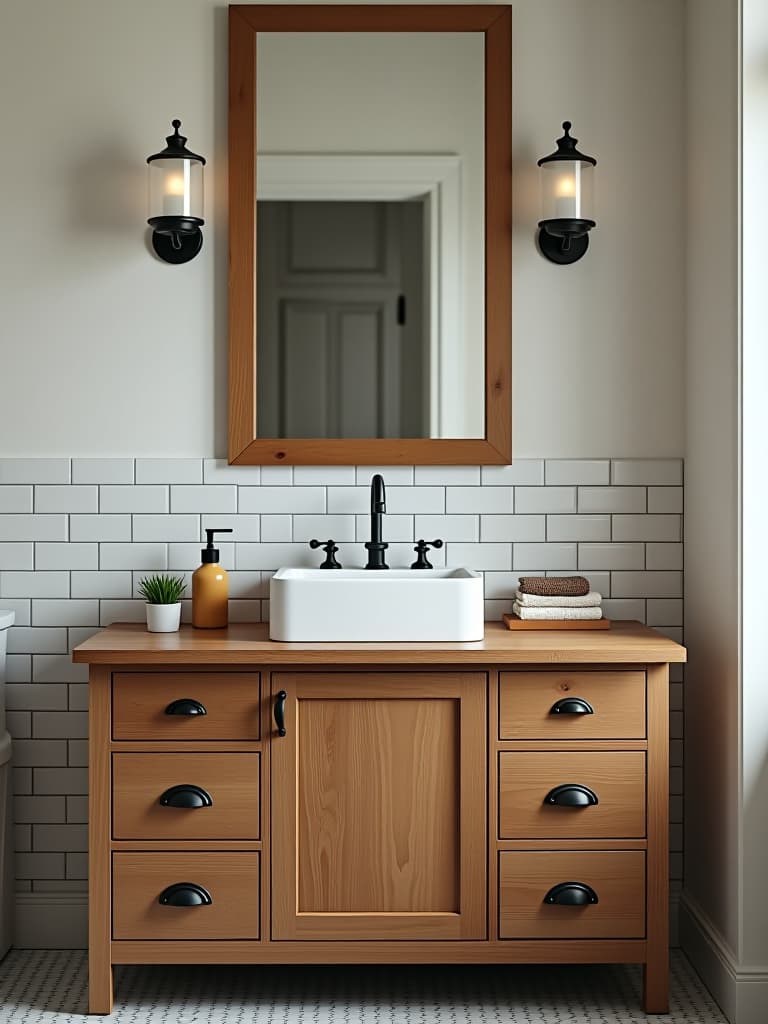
xmin=257 ymin=200 xmax=426 ymax=438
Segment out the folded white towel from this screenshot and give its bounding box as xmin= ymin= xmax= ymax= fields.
xmin=512 ymin=602 xmax=603 ymax=620
xmin=515 ymin=589 xmax=602 ymax=608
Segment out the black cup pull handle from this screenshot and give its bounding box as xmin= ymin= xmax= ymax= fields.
xmin=274 ymin=690 xmax=287 ymax=736
xmin=544 ymin=783 xmax=599 ymax=807
xmin=159 ymin=784 xmax=213 ymax=808
xmin=543 ymin=882 xmax=599 ymax=906
xmin=549 ymin=697 xmax=594 ymax=716
xmin=158 ymin=882 xmax=213 ymax=907
xmin=164 ymin=698 xmax=207 ymax=717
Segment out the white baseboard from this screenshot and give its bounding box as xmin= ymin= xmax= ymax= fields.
xmin=14 ymin=893 xmax=87 ymax=949
xmin=680 ymin=891 xmax=768 ymax=1024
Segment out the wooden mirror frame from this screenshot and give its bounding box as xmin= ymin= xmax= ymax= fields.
xmin=229 ymin=4 xmax=511 ymax=465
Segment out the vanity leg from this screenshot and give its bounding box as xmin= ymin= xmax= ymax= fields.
xmin=644 ymin=663 xmax=670 ymax=1014
xmin=89 ymin=667 xmax=113 ymax=1014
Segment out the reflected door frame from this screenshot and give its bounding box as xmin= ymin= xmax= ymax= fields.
xmin=257 ymin=155 xmax=463 ymax=438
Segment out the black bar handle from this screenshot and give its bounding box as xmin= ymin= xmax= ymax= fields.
xmin=164 ymin=698 xmax=207 ymax=717
xmin=158 ymin=882 xmax=212 ymax=907
xmin=411 ymin=539 xmax=444 ymax=570
xmin=549 ymin=697 xmax=594 ymax=716
xmin=309 ymin=539 xmax=342 ymax=569
xmin=543 ymin=882 xmax=599 ymax=906
xmin=159 ymin=784 xmax=213 ymax=809
xmin=274 ymin=690 xmax=287 ymax=736
xmin=544 ymin=783 xmax=599 ymax=807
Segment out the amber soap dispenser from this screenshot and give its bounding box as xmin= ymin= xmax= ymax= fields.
xmin=192 ymin=528 xmax=233 ymax=628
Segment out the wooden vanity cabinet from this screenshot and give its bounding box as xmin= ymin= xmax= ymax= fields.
xmin=75 ymin=621 xmax=685 ymax=1016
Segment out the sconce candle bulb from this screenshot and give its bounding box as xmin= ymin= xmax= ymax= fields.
xmin=537 ymin=121 xmax=596 ymax=265
xmin=147 ymin=119 xmax=206 ymax=264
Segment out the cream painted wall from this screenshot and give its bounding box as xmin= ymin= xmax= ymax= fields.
xmin=0 ymin=0 xmax=685 ymax=458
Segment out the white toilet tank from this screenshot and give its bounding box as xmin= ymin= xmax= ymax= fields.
xmin=0 ymin=609 xmax=15 ymax=959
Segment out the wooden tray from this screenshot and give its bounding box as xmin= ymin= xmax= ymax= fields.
xmin=502 ymin=613 xmax=611 ymax=631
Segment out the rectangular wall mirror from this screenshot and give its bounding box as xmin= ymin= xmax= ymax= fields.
xmin=229 ymin=4 xmax=511 ymax=465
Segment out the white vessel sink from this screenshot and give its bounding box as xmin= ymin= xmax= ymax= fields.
xmin=269 ymin=567 xmax=484 ymax=642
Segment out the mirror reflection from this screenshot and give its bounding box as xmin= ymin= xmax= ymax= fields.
xmin=255 ymin=32 xmax=485 ymax=439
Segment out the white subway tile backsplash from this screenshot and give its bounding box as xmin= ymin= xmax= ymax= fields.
xmin=15 ymin=853 xmax=65 ymax=879
xmin=32 ymin=655 xmax=89 ymax=684
xmin=355 ymin=466 xmax=413 ymax=485
xmin=484 ymin=572 xmax=526 ymax=600
xmin=0 ymin=542 xmax=34 ymax=570
xmin=1 ymin=572 xmax=69 ymax=598
xmin=33 ymin=767 xmax=88 ymax=795
xmin=201 ymin=514 xmax=261 ymax=542
xmin=0 ymin=516 xmax=68 ymax=542
xmin=70 ymin=571 xmax=132 ymax=599
xmin=514 ymin=487 xmax=576 ymax=514
xmin=446 ymin=487 xmax=511 ymax=514
xmin=69 ymin=685 xmax=88 ymax=711
xmin=34 ymin=486 xmax=98 ymax=514
xmin=228 ymin=600 xmax=263 ymax=622
xmin=6 ymin=684 xmax=68 ymax=711
xmin=514 ymin=543 xmax=577 ymax=571
xmin=99 ymin=600 xmax=146 ymax=625
xmin=294 ymin=466 xmax=355 ymax=485
xmin=136 ymin=459 xmax=202 ymax=484
xmin=14 ymin=797 xmax=66 ymax=824
xmin=611 ymin=571 xmax=682 ymax=598
xmin=32 ymin=600 xmax=99 ymax=627
xmin=648 ymin=486 xmax=683 ymax=514
xmin=612 ymin=515 xmax=681 ymax=542
xmin=446 ymin=543 xmax=511 ymax=571
xmin=260 ymin=466 xmax=294 ymax=486
xmin=226 ymin=572 xmax=266 ymax=599
xmin=647 ymin=543 xmax=683 ymax=570
xmin=0 ymin=486 xmax=33 ymax=513
xmin=203 ymin=460 xmax=261 ymax=485
xmin=33 ymin=823 xmax=88 ymax=851
xmin=70 ymin=515 xmax=130 ymax=542
xmin=12 ymin=740 xmax=68 ymax=768
xmin=484 ymin=599 xmax=509 ymax=621
xmin=601 ymin=599 xmax=646 ymax=622
xmin=292 ymin=515 xmax=356 ymax=543
xmin=0 ymin=460 xmax=69 ymax=485
xmin=415 ymin=515 xmax=478 ymax=542
xmin=260 ymin=515 xmax=292 ymax=542
xmin=647 ymin=598 xmax=683 ymax=626
xmin=101 ymin=485 xmax=169 ymax=514
xmin=327 ymin=488 xmax=369 ymax=514
xmin=612 ymin=459 xmax=682 ymax=486
xmin=545 ymin=460 xmax=610 ymax=485
xmin=236 ymin=543 xmax=314 ymax=570
xmin=546 ymin=515 xmax=611 ymax=542
xmin=384 ymin=487 xmax=444 ymax=514
xmin=414 ymin=466 xmax=480 ymax=485
xmin=34 ymin=543 xmax=98 ymax=570
xmin=7 ymin=628 xmax=68 ymax=655
xmin=239 ymin=486 xmax=324 ymax=514
xmin=578 ymin=487 xmax=646 ymax=513
xmin=71 ymin=459 xmax=133 ymax=484
xmin=33 ymin=712 xmax=88 ymax=740
xmin=481 ymin=461 xmax=544 ymax=486
xmin=5 ymin=655 xmax=31 ymax=682
xmin=480 ymin=515 xmax=544 ymax=543
xmin=356 ymin=514 xmax=413 ymax=542
xmin=0 ymin=598 xmax=30 ymax=625
xmin=132 ymin=515 xmax=201 ymax=542
xmin=578 ymin=544 xmax=645 ymax=570
xmin=99 ymin=544 xmax=167 ymax=571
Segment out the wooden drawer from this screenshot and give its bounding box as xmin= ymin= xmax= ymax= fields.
xmin=498 ymin=751 xmax=646 ymax=839
xmin=112 ymin=672 xmax=261 ymax=740
xmin=112 ymin=852 xmax=260 ymax=940
xmin=499 ymin=850 xmax=645 ymax=939
xmin=112 ymin=752 xmax=261 ymax=840
xmin=499 ymin=671 xmax=645 ymax=740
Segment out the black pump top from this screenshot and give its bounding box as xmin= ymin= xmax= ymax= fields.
xmin=202 ymin=528 xmax=233 ymax=564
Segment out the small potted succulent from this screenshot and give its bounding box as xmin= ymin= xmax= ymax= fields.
xmin=137 ymin=574 xmax=187 ymax=633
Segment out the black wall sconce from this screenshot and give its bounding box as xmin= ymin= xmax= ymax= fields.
xmin=147 ymin=120 xmax=206 ymax=264
xmin=537 ymin=121 xmax=596 ymax=265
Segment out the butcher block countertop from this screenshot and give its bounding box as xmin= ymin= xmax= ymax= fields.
xmin=73 ymin=620 xmax=686 ymax=666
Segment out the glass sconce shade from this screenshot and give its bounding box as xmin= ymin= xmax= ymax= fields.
xmin=147 ymin=119 xmax=206 ymax=264
xmin=537 ymin=121 xmax=596 ymax=265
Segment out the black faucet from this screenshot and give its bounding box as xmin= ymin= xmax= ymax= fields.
xmin=364 ymin=474 xmax=388 ymax=569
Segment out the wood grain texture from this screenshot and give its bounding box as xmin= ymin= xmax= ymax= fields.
xmin=498 ymin=751 xmax=646 ymax=840
xmin=112 ymin=752 xmax=261 ymax=841
xmin=499 ymin=670 xmax=647 ymax=740
xmin=112 ymin=852 xmax=260 ymax=940
xmin=112 ymin=672 xmax=261 ymax=740
xmin=74 ymin=621 xmax=687 ymax=665
xmin=88 ymin=667 xmax=113 ymax=1014
xmin=644 ymin=663 xmax=670 ymax=1013
xmin=227 ymin=4 xmax=512 ymax=465
xmin=498 ymin=851 xmax=646 ymax=940
xmin=502 ymin=614 xmax=610 ymax=630
xmin=110 ymin=937 xmax=647 ymax=965
xmin=271 ymin=672 xmax=486 ymax=940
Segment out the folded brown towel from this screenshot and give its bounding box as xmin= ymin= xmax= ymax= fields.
xmin=518 ymin=575 xmax=591 ymax=597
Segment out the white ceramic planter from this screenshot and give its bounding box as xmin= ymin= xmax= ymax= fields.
xmin=145 ymin=603 xmax=182 ymax=633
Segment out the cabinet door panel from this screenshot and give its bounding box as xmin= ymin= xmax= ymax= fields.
xmin=271 ymin=672 xmax=486 ymax=940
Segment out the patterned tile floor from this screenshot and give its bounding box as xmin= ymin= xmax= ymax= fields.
xmin=0 ymin=950 xmax=726 ymax=1023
